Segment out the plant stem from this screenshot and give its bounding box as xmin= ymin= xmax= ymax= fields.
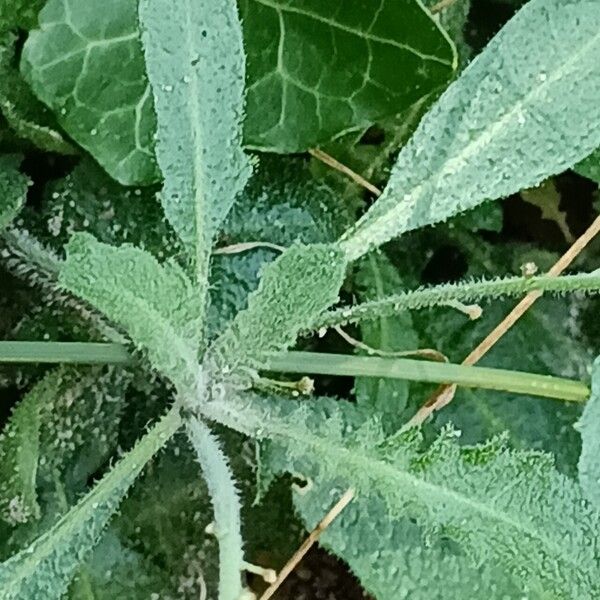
xmin=0 ymin=342 xmax=589 ymax=403
xmin=0 ymin=341 xmax=132 ymax=364
xmin=266 ymin=352 xmax=589 ymax=403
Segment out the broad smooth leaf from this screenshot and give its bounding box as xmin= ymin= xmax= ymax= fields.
xmin=0 ymin=408 xmax=181 ymax=600
xmin=59 ymin=233 xmax=202 ymax=390
xmin=139 ymin=0 xmax=251 ymax=260
xmin=21 ymin=0 xmax=158 ymax=185
xmin=578 ymin=357 xmax=600 ymax=508
xmin=186 ymin=418 xmax=244 ymax=600
xmin=0 ymin=154 xmax=29 ymax=231
xmin=240 ymin=0 xmax=456 ymax=151
xmin=0 ymin=34 xmax=74 ymax=155
xmin=340 ymin=0 xmax=600 ymax=261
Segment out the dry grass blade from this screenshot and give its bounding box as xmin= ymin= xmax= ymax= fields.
xmin=259 ymin=488 xmax=355 ymax=600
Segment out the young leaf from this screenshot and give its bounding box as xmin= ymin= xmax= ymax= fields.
xmin=21 ymin=0 xmax=158 ymax=185
xmin=578 ymin=357 xmax=600 ymax=508
xmin=207 ymin=244 xmax=346 ymax=374
xmin=0 ymin=371 xmax=61 ymax=525
xmin=200 ymin=392 xmax=600 ymax=598
xmin=339 ymin=0 xmax=600 ymax=261
xmin=186 ymin=417 xmax=244 ymax=600
xmin=0 ymin=33 xmax=74 ymax=155
xmin=59 ymin=233 xmax=202 ymax=390
xmin=139 ymin=0 xmax=252 ymax=272
xmin=0 ymin=155 xmax=29 ymax=231
xmin=240 ymin=0 xmax=456 ymax=151
xmin=0 ymin=407 xmax=181 ymax=600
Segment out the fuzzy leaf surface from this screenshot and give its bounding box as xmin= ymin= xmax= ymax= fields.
xmin=59 ymin=233 xmax=202 ymax=389
xmin=340 ymin=0 xmax=600 ymax=260
xmin=21 ymin=0 xmax=158 ymax=185
xmin=0 ymin=408 xmax=181 ymax=600
xmin=240 ymin=0 xmax=455 ymax=151
xmin=139 ymin=0 xmax=251 ymax=256
xmin=200 ymin=392 xmax=600 ymax=598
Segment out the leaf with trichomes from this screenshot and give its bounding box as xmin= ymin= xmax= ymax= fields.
xmin=139 ymin=0 xmax=251 ymax=275
xmin=339 ymin=0 xmax=600 ymax=261
xmin=0 ymin=371 xmax=61 ymax=525
xmin=199 ymin=392 xmax=600 ymax=598
xmin=186 ymin=418 xmax=244 ymax=600
xmin=21 ymin=0 xmax=158 ymax=185
xmin=208 ymin=244 xmax=346 ymax=375
xmin=0 ymin=154 xmax=28 ymax=231
xmin=240 ymin=0 xmax=455 ymax=151
xmin=578 ymin=357 xmax=600 ymax=508
xmin=0 ymin=408 xmax=181 ymax=600
xmin=59 ymin=233 xmax=202 ymax=390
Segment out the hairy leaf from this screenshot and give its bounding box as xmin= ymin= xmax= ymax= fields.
xmin=0 ymin=155 xmax=28 ymax=231
xmin=200 ymin=392 xmax=600 ymax=598
xmin=578 ymin=357 xmax=600 ymax=508
xmin=186 ymin=418 xmax=243 ymax=600
xmin=139 ymin=0 xmax=251 ymax=263
xmin=208 ymin=244 xmax=346 ymax=374
xmin=0 ymin=408 xmax=181 ymax=600
xmin=340 ymin=0 xmax=600 ymax=260
xmin=0 ymin=372 xmax=61 ymax=525
xmin=21 ymin=0 xmax=158 ymax=185
xmin=59 ymin=233 xmax=202 ymax=390
xmin=0 ymin=34 xmax=74 ymax=155
xmin=240 ymin=0 xmax=455 ymax=151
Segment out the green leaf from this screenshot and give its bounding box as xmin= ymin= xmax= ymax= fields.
xmin=208 ymin=244 xmax=347 ymax=374
xmin=0 ymin=33 xmax=74 ymax=155
xmin=353 ymin=253 xmax=418 ymax=430
xmin=186 ymin=418 xmax=244 ymax=600
xmin=59 ymin=233 xmax=202 ymax=390
xmin=575 ymin=148 xmax=600 ymax=183
xmin=0 ymin=0 xmax=44 ymax=33
xmin=578 ymin=357 xmax=600 ymax=508
xmin=0 ymin=372 xmax=61 ymax=525
xmin=200 ymin=392 xmax=600 ymax=598
xmin=0 ymin=154 xmax=28 ymax=231
xmin=339 ymin=0 xmax=600 ymax=261
xmin=240 ymin=0 xmax=456 ymax=151
xmin=0 ymin=407 xmax=181 ymax=600
xmin=294 ymin=479 xmax=520 ymax=599
xmin=139 ymin=0 xmax=251 ymax=268
xmin=21 ymin=0 xmax=158 ymax=185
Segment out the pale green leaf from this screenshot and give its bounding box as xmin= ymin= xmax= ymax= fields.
xmin=578 ymin=357 xmax=600 ymax=508
xmin=200 ymin=392 xmax=600 ymax=598
xmin=139 ymin=0 xmax=251 ymax=262
xmin=186 ymin=418 xmax=243 ymax=600
xmin=240 ymin=0 xmax=456 ymax=151
xmin=0 ymin=155 xmax=28 ymax=231
xmin=0 ymin=407 xmax=181 ymax=600
xmin=208 ymin=244 xmax=346 ymax=374
xmin=21 ymin=0 xmax=158 ymax=185
xmin=59 ymin=233 xmax=202 ymax=390
xmin=340 ymin=0 xmax=600 ymax=261
xmin=0 ymin=33 xmax=74 ymax=155
xmin=0 ymin=372 xmax=61 ymax=525
xmin=575 ymin=148 xmax=600 ymax=183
